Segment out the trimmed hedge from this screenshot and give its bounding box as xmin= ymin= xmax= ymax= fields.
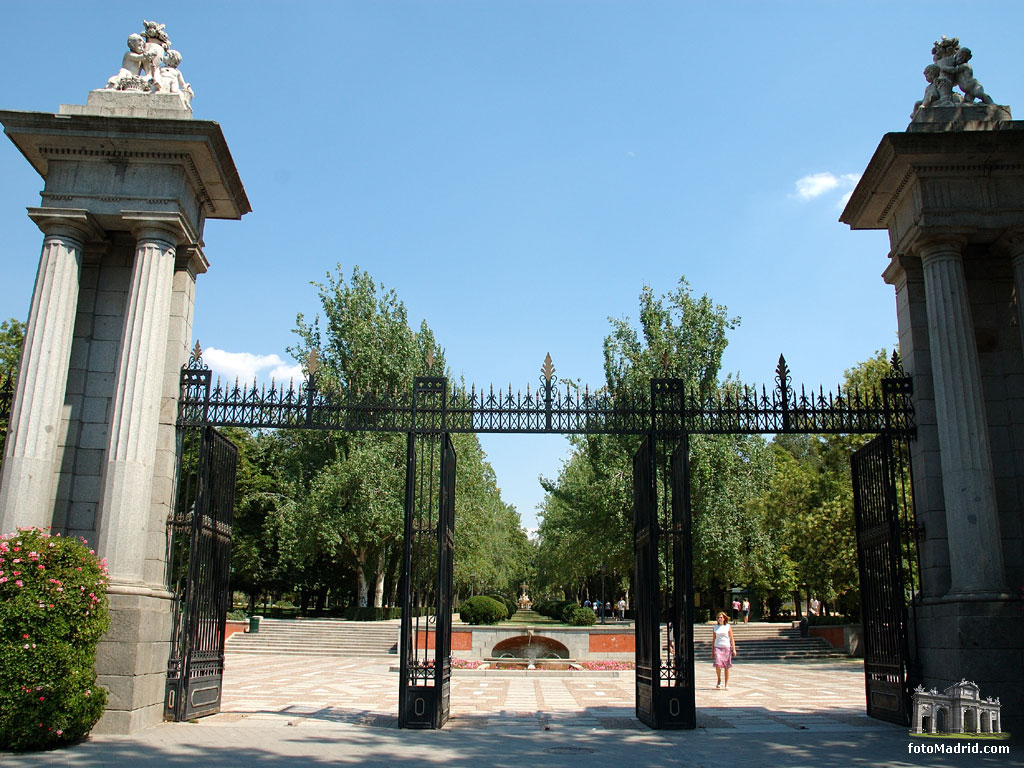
xmin=564 ymin=605 xmax=597 ymax=626
xmin=0 ymin=528 xmax=110 ymax=751
xmin=459 ymin=596 xmax=507 ymax=625
xmin=489 ymin=594 xmax=517 ymax=617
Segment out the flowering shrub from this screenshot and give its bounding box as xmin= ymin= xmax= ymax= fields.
xmin=580 ymin=660 xmax=635 ymax=670
xmin=450 ymin=658 xmax=483 ymax=669
xmin=0 ymin=528 xmax=110 ymax=751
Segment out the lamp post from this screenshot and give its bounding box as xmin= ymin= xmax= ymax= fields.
xmin=599 ymin=563 xmax=606 ymax=625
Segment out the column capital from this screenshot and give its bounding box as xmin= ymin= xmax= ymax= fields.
xmin=120 ymin=211 xmax=199 ymax=248
xmin=26 ymin=207 xmax=106 ymax=244
xmin=993 ymin=227 xmax=1024 ymax=263
xmin=912 ymin=235 xmax=970 ymax=264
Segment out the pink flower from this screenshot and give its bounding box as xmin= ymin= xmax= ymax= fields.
xmin=15 ymin=580 xmax=23 ymax=587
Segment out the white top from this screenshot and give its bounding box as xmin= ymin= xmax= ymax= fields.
xmin=714 ymin=624 xmax=732 ymax=648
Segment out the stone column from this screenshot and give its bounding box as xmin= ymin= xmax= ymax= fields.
xmin=916 ymin=238 xmax=1005 ymax=594
xmin=1007 ymin=236 xmax=1024 ymax=352
xmin=0 ymin=210 xmax=101 ymax=533
xmin=96 ymin=220 xmax=180 ymax=585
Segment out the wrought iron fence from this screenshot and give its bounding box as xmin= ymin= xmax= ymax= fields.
xmin=178 ymin=347 xmax=915 ymax=439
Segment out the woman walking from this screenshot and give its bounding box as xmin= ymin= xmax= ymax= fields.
xmin=713 ymin=611 xmax=737 ymax=689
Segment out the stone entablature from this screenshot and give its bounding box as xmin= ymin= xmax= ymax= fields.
xmin=912 ymin=680 xmax=1002 ymax=734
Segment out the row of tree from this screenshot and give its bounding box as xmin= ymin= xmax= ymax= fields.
xmin=534 ymin=278 xmax=891 ymax=618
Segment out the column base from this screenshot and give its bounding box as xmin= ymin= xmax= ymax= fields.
xmin=92 ymin=589 xmax=173 ymax=735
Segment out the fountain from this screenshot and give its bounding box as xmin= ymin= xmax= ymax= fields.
xmin=488 ymin=632 xmax=574 ymax=670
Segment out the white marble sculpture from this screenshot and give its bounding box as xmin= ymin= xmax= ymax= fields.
xmin=105 ymin=33 xmax=155 ymax=91
xmin=103 ymin=20 xmax=192 ymax=105
xmin=912 ymin=37 xmax=994 ymax=118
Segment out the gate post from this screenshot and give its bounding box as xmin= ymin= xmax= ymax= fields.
xmin=399 ymin=378 xmax=455 ymax=729
xmin=633 ymin=379 xmax=694 ymax=729
xmin=0 ymin=41 xmax=250 ymax=732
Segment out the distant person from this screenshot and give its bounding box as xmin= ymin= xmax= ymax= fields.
xmin=713 ymin=612 xmax=737 ymax=689
xmin=605 ymin=602 xmax=612 ymax=620
xmin=584 ymin=599 xmax=592 ymax=609
xmin=731 ymin=598 xmax=740 ymax=621
xmin=741 ymin=597 xmax=750 ymax=624
xmin=809 ymin=597 xmax=821 ymax=616
xmin=618 ymin=598 xmax=626 ymax=620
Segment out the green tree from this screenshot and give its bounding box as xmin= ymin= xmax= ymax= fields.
xmin=752 ymin=349 xmax=896 ymax=615
xmin=536 ymin=278 xmax=776 ymax=609
xmin=0 ymin=318 xmax=24 ymax=376
xmin=0 ymin=318 xmax=25 ymax=448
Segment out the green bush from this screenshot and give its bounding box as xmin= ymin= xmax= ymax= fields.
xmin=694 ymin=607 xmax=711 ymax=623
xmin=565 ymin=605 xmax=597 ymax=626
xmin=0 ymin=528 xmax=110 ymax=751
xmin=226 ymin=609 xmax=248 ymax=621
xmin=459 ymin=596 xmax=507 ymax=625
xmin=489 ymin=594 xmax=517 ymax=617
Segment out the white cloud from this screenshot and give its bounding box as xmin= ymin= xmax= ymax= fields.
xmin=793 ymin=171 xmax=862 ymax=207
xmin=794 ymin=172 xmax=838 ymax=199
xmin=203 ymin=347 xmax=304 ymax=385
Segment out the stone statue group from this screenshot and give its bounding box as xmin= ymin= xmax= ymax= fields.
xmin=106 ymin=20 xmax=192 ymax=104
xmin=912 ymin=36 xmax=993 ymax=118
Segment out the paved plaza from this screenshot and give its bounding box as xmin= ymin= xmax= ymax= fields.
xmin=4 ymin=654 xmax=1017 ymax=767
xmin=213 ymin=654 xmax=881 ymax=733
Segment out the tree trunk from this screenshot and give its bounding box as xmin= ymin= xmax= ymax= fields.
xmin=792 ymin=590 xmax=802 ymax=619
xmin=356 ymin=566 xmax=369 ymax=607
xmin=373 ymin=550 xmax=386 ymax=608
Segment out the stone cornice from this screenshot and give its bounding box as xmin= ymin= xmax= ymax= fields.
xmin=840 ymin=126 xmax=1024 ymax=231
xmin=0 ymin=109 xmax=250 ymax=220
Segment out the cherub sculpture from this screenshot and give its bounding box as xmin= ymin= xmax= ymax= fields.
xmin=102 ymin=21 xmax=194 ymax=102
xmin=940 ymin=46 xmax=993 ymax=104
xmin=105 ymin=33 xmax=156 ymax=90
xmin=155 ymin=50 xmax=194 ymax=104
xmin=917 ymin=37 xmax=995 ymax=112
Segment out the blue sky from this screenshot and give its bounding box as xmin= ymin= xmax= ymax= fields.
xmin=1 ymin=2 xmax=1021 ymax=530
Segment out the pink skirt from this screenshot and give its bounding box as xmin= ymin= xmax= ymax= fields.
xmin=713 ymin=646 xmax=733 ymax=668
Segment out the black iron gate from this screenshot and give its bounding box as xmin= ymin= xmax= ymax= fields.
xmin=851 ymin=432 xmax=915 ymax=725
xmin=399 ymin=378 xmax=456 ymax=728
xmin=174 ymin=348 xmax=916 ymax=731
xmin=165 ymin=425 xmax=238 ymax=722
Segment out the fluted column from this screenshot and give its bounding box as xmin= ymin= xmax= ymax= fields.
xmin=96 ymin=224 xmax=179 ymax=585
xmin=0 ymin=213 xmax=98 ymax=532
xmin=917 ymin=238 xmax=1004 ymax=594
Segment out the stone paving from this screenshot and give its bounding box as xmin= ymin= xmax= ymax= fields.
xmin=4 ymin=653 xmax=1018 ymax=768
xmin=208 ymin=652 xmax=886 ymax=734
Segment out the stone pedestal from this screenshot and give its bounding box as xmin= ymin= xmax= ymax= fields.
xmin=0 ymin=103 xmax=248 ymax=733
xmin=843 ymin=122 xmax=1024 ymax=734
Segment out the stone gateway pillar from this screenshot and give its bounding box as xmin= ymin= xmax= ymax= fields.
xmin=0 ymin=23 xmax=249 ymax=733
xmin=842 ymin=38 xmax=1023 ymax=734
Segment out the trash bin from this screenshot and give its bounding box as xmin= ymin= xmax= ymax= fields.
xmin=249 ymin=615 xmax=262 ymax=634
